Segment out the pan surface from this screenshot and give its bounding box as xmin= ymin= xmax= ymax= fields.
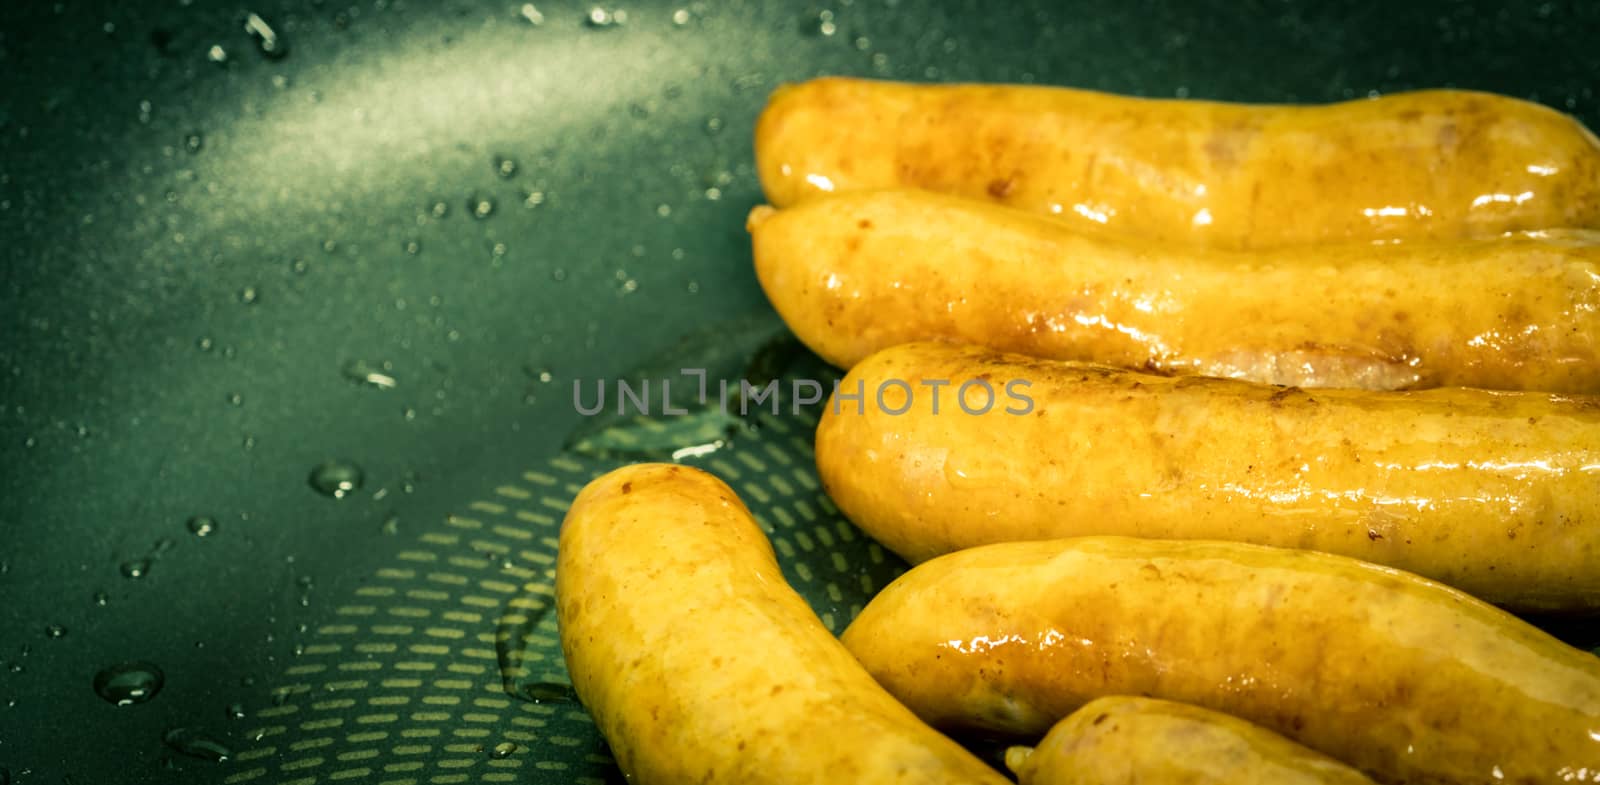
xmin=2 ymin=1 xmax=1599 ymax=783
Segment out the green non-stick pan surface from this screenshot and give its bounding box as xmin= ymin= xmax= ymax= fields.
xmin=3 ymin=1 xmax=1600 ymax=783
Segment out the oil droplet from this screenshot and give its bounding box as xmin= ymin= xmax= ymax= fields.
xmin=237 ymin=285 xmax=259 ymax=305
xmin=45 ymin=625 xmax=67 ymax=638
xmin=703 ymin=116 xmax=723 ymax=135
xmin=183 ymin=132 xmax=204 ymax=154
xmin=243 ymin=12 xmax=288 ymax=60
xmin=519 ymin=3 xmax=544 ymax=25
xmin=121 ymin=558 xmax=151 ymax=579
xmin=493 ymin=155 xmax=519 ymax=179
xmin=671 ymin=8 xmax=691 ymax=25
xmin=430 ymin=200 xmax=450 ymax=218
xmin=468 ymin=194 xmax=496 ymax=219
xmin=403 ymin=238 xmax=421 ymax=255
xmin=226 ymin=703 xmax=246 ymax=720
xmin=196 ymin=336 xmax=214 ymax=352
xmin=656 ymin=203 xmax=672 ymax=217
xmin=163 ymin=727 xmax=232 ymax=761
xmin=308 ymin=461 xmax=364 ymax=499
xmin=225 ymin=392 xmax=243 ymax=406
xmin=290 ymin=257 xmax=309 ymax=275
xmin=93 ymin=662 xmax=165 ymax=705
xmin=584 ymin=6 xmax=626 ymax=27
xmin=491 ymin=742 xmax=518 ymax=759
xmin=93 ymin=590 xmax=109 ymax=606
xmin=187 ymin=516 xmax=217 ymax=537
xmin=515 ymin=682 xmax=577 ymax=704
xmin=522 ymin=190 xmax=546 ymax=208
xmin=207 ymin=44 xmax=228 ymax=64
xmin=342 ymin=359 xmax=397 ymax=389
xmin=380 ymin=515 xmax=400 ymax=535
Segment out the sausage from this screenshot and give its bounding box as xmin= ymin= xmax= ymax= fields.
xmin=747 ymin=190 xmax=1600 ymax=392
xmin=1003 ymin=696 xmax=1376 ymax=785
xmin=755 ymin=77 xmax=1600 ymax=249
xmin=814 ymin=341 xmax=1600 ymax=611
xmin=838 ymin=536 xmax=1600 ymax=785
xmin=556 ymin=463 xmax=1009 ymax=785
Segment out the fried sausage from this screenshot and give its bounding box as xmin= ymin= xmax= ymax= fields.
xmin=840 ymin=536 xmax=1600 ymax=785
xmin=556 ymin=463 xmax=1009 ymax=785
xmin=814 ymin=341 xmax=1600 ymax=611
xmin=755 ymin=78 xmax=1600 ymax=249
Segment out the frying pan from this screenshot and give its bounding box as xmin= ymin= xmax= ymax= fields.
xmin=2 ymin=1 xmax=1598 ymax=782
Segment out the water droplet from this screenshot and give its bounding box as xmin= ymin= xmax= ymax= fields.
xmin=45 ymin=625 xmax=67 ymax=638
xmin=289 ymin=257 xmax=309 ymax=275
xmin=491 ymin=742 xmax=519 ymax=759
xmin=380 ymin=515 xmax=400 ymax=535
xmin=308 ymin=461 xmax=364 ymax=499
xmin=430 ymin=200 xmax=450 ymax=218
xmin=493 ymin=155 xmax=519 ymax=179
xmin=551 ymin=268 xmax=567 ymax=282
xmin=671 ymin=8 xmax=691 ymax=25
xmin=183 ymin=132 xmax=204 ymax=154
xmin=703 ymin=116 xmax=723 ymax=135
xmin=522 ymin=190 xmax=546 ymax=209
xmin=207 ymin=44 xmax=228 ymax=64
xmin=93 ymin=590 xmax=109 ymax=606
xmin=243 ymin=12 xmax=288 ymax=60
xmin=196 ymin=336 xmax=214 ymax=352
xmin=403 ymin=238 xmax=421 ymax=255
xmin=401 ymin=407 xmax=417 ymax=421
xmin=121 ymin=559 xmax=151 ymax=579
xmin=93 ymin=662 xmax=165 ymax=706
xmin=526 ymin=366 xmax=554 ymax=383
xmin=226 ymin=702 xmax=246 ymax=720
xmin=237 ymin=285 xmax=259 ymax=305
xmin=342 ymin=359 xmax=397 ymax=389
xmin=704 ymin=186 xmax=722 ymax=201
xmin=225 ymin=392 xmax=243 ymax=406
xmin=519 ymin=3 xmax=545 ymax=25
xmin=656 ymin=203 xmax=672 ymax=217
xmin=468 ymin=194 xmax=496 ymax=219
xmin=162 ymin=727 xmax=232 ymax=762
xmin=187 ymin=516 xmax=217 ymax=537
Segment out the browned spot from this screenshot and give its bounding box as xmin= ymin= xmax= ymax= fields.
xmin=1204 ymin=136 xmax=1238 ymax=165
xmin=987 ymin=178 xmax=1014 ymax=199
xmin=844 ymin=235 xmax=862 ymax=253
xmin=857 ymin=218 xmax=873 ymax=229
xmin=1396 ymin=109 xmax=1422 ymax=122
xmin=1394 ymin=311 xmax=1409 ymax=323
xmin=770 ymin=685 xmax=784 ymax=695
xmin=1267 ymin=386 xmax=1302 ymax=406
xmin=621 ymin=482 xmax=633 ymax=494
xmin=1367 ymin=529 xmax=1383 ymax=541
xmin=1437 ymin=122 xmax=1458 ymax=148
xmin=1092 ymin=713 xmax=1109 ymax=726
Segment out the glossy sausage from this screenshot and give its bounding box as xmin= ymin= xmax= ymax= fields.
xmin=556 ymin=463 xmax=1009 ymax=785
xmin=756 ymin=78 xmax=1600 ymax=249
xmin=814 ymin=341 xmax=1600 ymax=611
xmin=748 ymin=190 xmax=1600 ymax=392
xmin=840 ymin=536 xmax=1600 ymax=785
xmin=1004 ymin=696 xmax=1376 ymax=785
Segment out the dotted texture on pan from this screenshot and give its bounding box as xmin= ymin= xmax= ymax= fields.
xmin=227 ymin=407 xmax=909 ymax=785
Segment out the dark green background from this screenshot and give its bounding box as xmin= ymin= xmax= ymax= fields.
xmin=3 ymin=0 xmax=1599 ymax=783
